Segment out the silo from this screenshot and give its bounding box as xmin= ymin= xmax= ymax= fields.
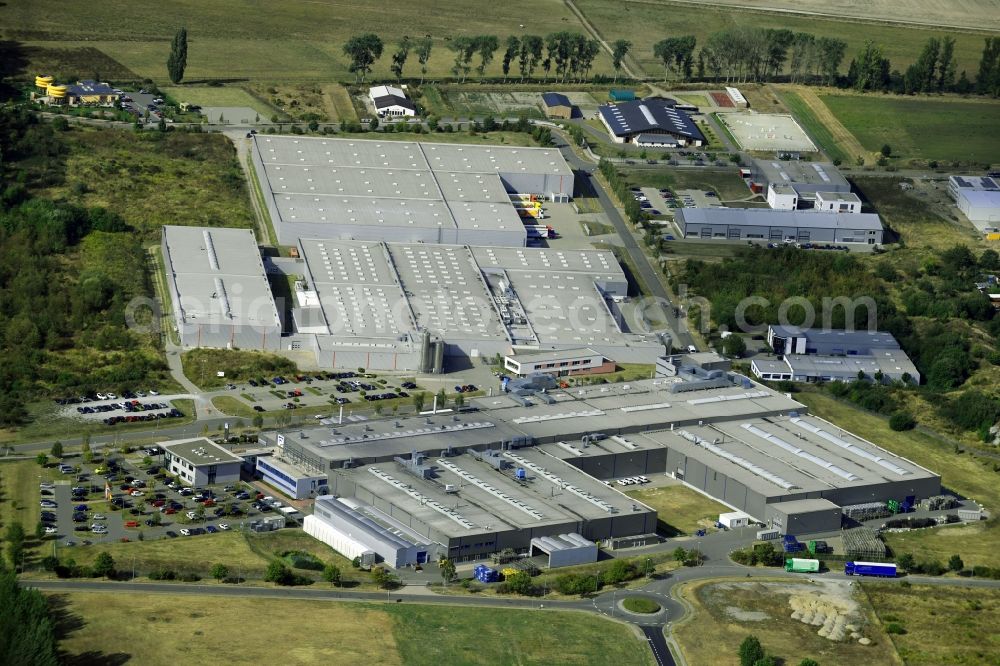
xmin=420 ymin=330 xmax=432 ymax=373
xmin=432 ymin=340 xmax=445 ymax=374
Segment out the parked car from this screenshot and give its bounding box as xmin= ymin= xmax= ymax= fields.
xmin=218 ymin=523 xmax=230 ymax=530
xmin=180 ymin=528 xmax=192 ymax=536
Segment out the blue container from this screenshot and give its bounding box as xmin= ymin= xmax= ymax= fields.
xmin=515 ymin=468 xmax=526 ymax=480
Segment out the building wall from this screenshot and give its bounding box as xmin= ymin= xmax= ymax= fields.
xmin=544 ymin=105 xmax=573 ymax=120
xmin=255 ymin=457 xmax=327 ymax=499
xmin=679 ymin=220 xmax=882 ymax=244
xmin=764 ymin=503 xmax=842 ymax=534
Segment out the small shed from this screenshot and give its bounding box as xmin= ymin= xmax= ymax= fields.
xmin=609 ymin=89 xmax=635 ymax=102
xmin=541 ymin=92 xmax=574 ymax=119
xmin=719 ymin=511 xmax=751 ymax=529
xmin=530 ymin=533 xmax=598 ymax=568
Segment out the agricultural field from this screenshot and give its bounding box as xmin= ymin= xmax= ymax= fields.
xmin=779 ymin=89 xmax=856 ymax=164
xmin=37 ymin=126 xmax=255 ymax=240
xmin=864 ymin=583 xmax=1000 ymax=666
xmin=0 ymin=0 xmax=609 ymax=84
xmin=50 ymin=592 xmax=654 ymax=666
xmin=674 ymin=579 xmax=899 ymax=666
xmin=162 ymin=85 xmax=275 ymax=118
xmin=819 ymin=94 xmax=1000 ymax=165
xmin=574 ymin=0 xmax=986 ymax=80
xmin=626 ymin=484 xmax=730 ymax=536
xmin=674 ymin=0 xmax=1000 ymax=32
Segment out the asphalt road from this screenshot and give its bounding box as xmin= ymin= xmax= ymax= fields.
xmin=642 ymin=626 xmax=675 ymax=666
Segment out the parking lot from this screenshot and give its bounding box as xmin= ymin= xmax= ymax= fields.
xmin=42 ymin=450 xmax=295 ymax=549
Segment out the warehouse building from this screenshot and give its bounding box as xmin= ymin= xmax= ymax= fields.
xmin=161 ymin=225 xmax=282 ymax=350
xmin=252 ymin=135 xmax=573 ymax=246
xmin=675 ymin=208 xmax=883 ymax=244
xmin=161 ymin=438 xmax=243 ymax=486
xmin=541 ymin=92 xmax=575 ymax=119
xmin=752 ymin=325 xmax=919 ymax=384
xmin=948 ymin=175 xmax=1000 ymax=230
xmin=597 ymin=98 xmax=705 ymax=145
xmin=283 ymin=239 xmax=662 ymax=370
xmin=268 ymin=372 xmax=939 ymax=565
xmin=255 ymin=451 xmax=329 ymax=499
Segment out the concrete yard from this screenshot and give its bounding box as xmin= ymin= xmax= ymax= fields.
xmin=718 ymin=112 xmax=817 ymax=153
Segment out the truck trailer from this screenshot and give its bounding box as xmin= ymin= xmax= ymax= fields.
xmin=844 ymin=561 xmax=897 ymax=577
xmin=785 ymin=558 xmax=820 ymax=573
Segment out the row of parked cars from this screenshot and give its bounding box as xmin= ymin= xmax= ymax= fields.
xmin=615 ymin=476 xmax=650 ymax=486
xmin=102 ymin=408 xmax=183 ymax=425
xmin=55 ymin=389 xmax=161 ymax=405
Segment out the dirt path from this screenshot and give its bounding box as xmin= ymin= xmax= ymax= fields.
xmin=564 ymin=0 xmax=646 ymax=79
xmin=786 ymin=85 xmax=872 ymax=164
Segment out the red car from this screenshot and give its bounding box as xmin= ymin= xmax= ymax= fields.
xmin=125 ymin=520 xmax=139 ymax=528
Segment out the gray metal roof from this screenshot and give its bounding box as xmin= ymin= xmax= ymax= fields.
xmin=161 ymin=437 xmax=243 ymax=465
xmin=770 ymin=325 xmax=901 ymax=350
xmin=676 ymin=207 xmax=883 ymax=231
xmin=161 ymin=225 xmax=280 ymax=329
xmin=767 ymin=498 xmax=840 ymax=514
xmin=754 ymin=159 xmax=849 ymax=190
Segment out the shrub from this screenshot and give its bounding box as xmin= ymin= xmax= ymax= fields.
xmin=148 ymin=567 xmax=177 ymax=580
xmin=888 ymin=411 xmax=916 ymax=431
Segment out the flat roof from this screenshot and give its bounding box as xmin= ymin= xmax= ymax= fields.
xmin=958 ymin=189 xmax=1000 ymax=207
xmin=950 ymin=175 xmax=999 ymax=191
xmin=507 ymin=347 xmax=601 ymax=362
xmin=815 ymin=191 xmax=862 ymax=204
xmin=162 ymin=225 xmax=280 ymax=329
xmin=768 ymin=498 xmax=840 ymax=513
xmin=785 ymin=352 xmax=920 ymax=379
xmin=755 ymin=160 xmax=849 ymax=189
xmin=257 ymin=454 xmax=326 ymax=480
xmin=161 ymin=437 xmax=243 ymax=465
xmin=770 ymin=325 xmax=901 ymax=350
xmin=339 ymin=449 xmax=647 ymax=538
xmin=598 ymin=99 xmax=704 ymax=141
xmin=677 ymin=207 xmax=883 ymax=231
xmin=255 ymin=135 xmax=569 ymax=236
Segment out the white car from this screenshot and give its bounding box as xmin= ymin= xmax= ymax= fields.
xmin=90 ymin=525 xmax=107 ymax=533
xmin=218 ymin=523 xmax=230 ymax=531
xmin=136 ymin=391 xmax=146 ymax=398
xmin=186 ymin=511 xmax=198 ymax=520
xmin=44 ymin=526 xmax=57 ymax=534
xmin=39 ymin=483 xmax=55 ymax=490
xmin=106 ymin=393 xmax=117 ymax=400
xmin=130 ymin=490 xmax=144 ymax=497
xmin=148 ymin=389 xmax=159 ymax=396
xmin=180 ymin=528 xmax=191 ymax=536
xmin=96 ymin=392 xmax=107 ymax=400
xmin=92 ymin=514 xmax=106 ymax=520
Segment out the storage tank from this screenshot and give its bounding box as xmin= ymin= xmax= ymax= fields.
xmin=432 ymin=339 xmax=444 ymax=374
xmin=47 ymin=83 xmax=68 ymax=100
xmin=35 ymin=75 xmax=54 ymax=91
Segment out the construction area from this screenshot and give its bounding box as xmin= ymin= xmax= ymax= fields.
xmin=718 ymin=112 xmax=817 ymax=153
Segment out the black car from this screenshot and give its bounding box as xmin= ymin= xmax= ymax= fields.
xmin=165 ymin=530 xmax=178 ymax=538
xmin=253 ymin=405 xmax=265 ymax=412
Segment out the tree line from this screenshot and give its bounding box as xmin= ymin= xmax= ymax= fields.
xmin=338 ymin=30 xmax=1000 ymax=97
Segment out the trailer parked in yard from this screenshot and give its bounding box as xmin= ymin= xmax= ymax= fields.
xmin=757 ymin=528 xmax=780 ymax=541
xmin=785 ymin=558 xmax=820 ymax=573
xmin=844 ymin=561 xmax=897 ymax=577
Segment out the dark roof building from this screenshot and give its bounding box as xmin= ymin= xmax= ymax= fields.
xmin=598 ymin=98 xmax=705 ymax=145
xmin=372 ymin=94 xmax=416 ymax=117
xmin=541 ymin=92 xmax=574 ymax=119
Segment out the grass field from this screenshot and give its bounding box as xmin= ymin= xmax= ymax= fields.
xmin=0 ymin=460 xmax=45 ymax=566
xmin=626 ymin=485 xmax=730 ymax=536
xmin=780 ymin=90 xmax=853 ymax=164
xmin=620 ymin=167 xmax=754 ymax=201
xmin=574 ymin=0 xmax=986 ymax=80
xmin=864 ymin=583 xmax=1000 ymax=666
xmin=59 ymin=528 xmax=357 ymax=581
xmin=50 ymin=592 xmax=653 ymax=666
xmin=819 ymin=94 xmax=1000 ymax=164
xmin=883 ymin=521 xmax=1000 ymax=568
xmin=162 ymin=85 xmax=275 ymax=117
xmin=37 ymin=127 xmax=255 ymax=241
xmin=2 ymin=0 xmax=609 ymax=84
xmin=210 ymin=395 xmax=256 ymax=419
xmin=674 ymin=579 xmax=899 ymax=666
xmin=181 ymin=349 xmax=298 ymax=390
xmin=797 ymin=392 xmax=1000 ymax=521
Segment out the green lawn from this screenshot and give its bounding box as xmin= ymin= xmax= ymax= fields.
xmin=160 ymin=85 xmax=275 ymax=116
xmin=181 ymin=349 xmax=298 ymax=390
xmin=780 ymin=90 xmax=850 ymax=164
xmin=619 ymin=167 xmax=752 ymax=201
xmin=627 ymin=485 xmax=730 ymax=536
xmin=819 ymin=94 xmax=1000 ymax=164
xmin=574 ymin=0 xmax=986 ymax=80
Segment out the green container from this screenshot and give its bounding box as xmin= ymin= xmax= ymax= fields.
xmin=887 ymin=499 xmax=901 ymax=513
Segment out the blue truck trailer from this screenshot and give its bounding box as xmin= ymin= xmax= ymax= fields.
xmin=844 ymin=561 xmax=897 ymax=577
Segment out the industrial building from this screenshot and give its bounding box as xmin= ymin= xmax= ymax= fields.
xmin=33 ymin=76 xmax=120 ymax=107
xmin=504 ymin=348 xmax=615 ymax=378
xmin=751 ymin=159 xmax=849 ymax=200
xmin=369 ymin=85 xmax=416 ymax=117
xmin=161 ymin=225 xmax=282 ymax=350
xmin=283 ymin=239 xmax=663 ymax=370
xmin=597 ymin=98 xmax=705 ymax=146
xmin=752 ymin=325 xmax=920 ymax=384
xmin=251 ymin=135 xmax=573 ymax=246
xmin=255 ymin=450 xmax=330 ymax=499
xmin=161 ymin=438 xmax=243 ymax=486
xmin=265 ymin=368 xmax=940 ymax=566
xmin=815 ymin=191 xmax=862 ymax=214
xmin=541 ymin=92 xmax=574 ymax=119
xmin=675 ymin=208 xmax=883 ymax=244
xmin=635 ymin=134 xmax=680 ymax=148
xmin=948 ymin=175 xmax=1000 ymax=230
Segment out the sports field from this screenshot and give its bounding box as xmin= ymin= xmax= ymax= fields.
xmin=1 ymin=0 xmax=609 ymax=83
xmin=573 ymin=0 xmax=986 ymax=80
xmin=819 ymin=94 xmax=1000 ymax=164
xmin=51 ymin=592 xmax=654 ymax=666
